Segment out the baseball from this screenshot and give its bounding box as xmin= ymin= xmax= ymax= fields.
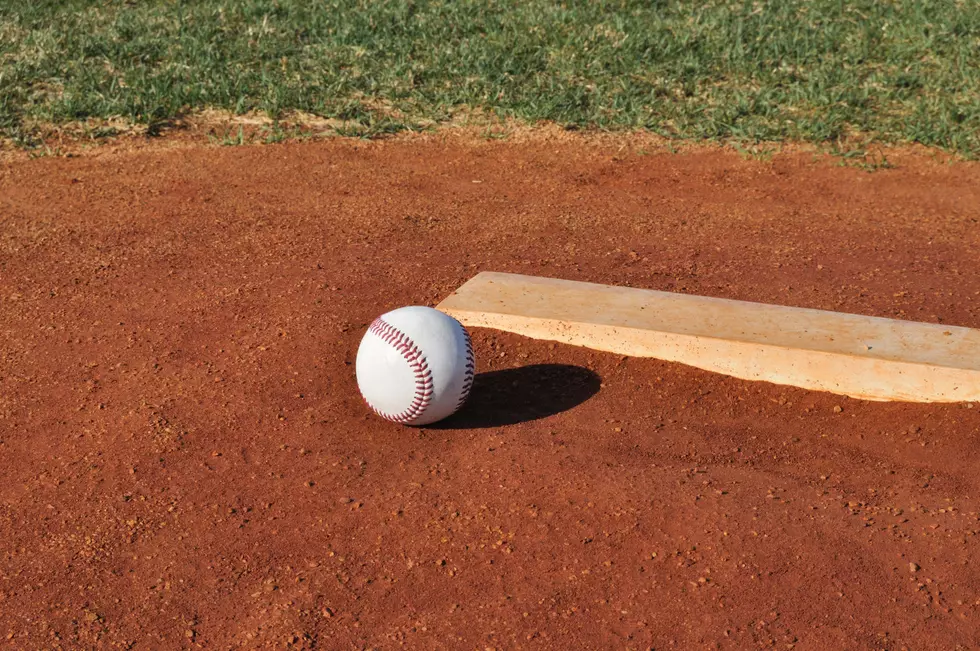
xmin=356 ymin=306 xmax=475 ymax=425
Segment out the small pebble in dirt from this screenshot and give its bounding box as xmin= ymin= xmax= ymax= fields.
xmin=833 ymin=405 xmax=843 ymax=414
xmin=910 ymin=562 xmax=920 ymax=573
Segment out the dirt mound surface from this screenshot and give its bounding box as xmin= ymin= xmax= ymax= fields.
xmin=2 ymin=138 xmax=979 ymax=649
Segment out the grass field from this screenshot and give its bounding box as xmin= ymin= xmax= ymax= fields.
xmin=2 ymin=0 xmax=979 ymax=155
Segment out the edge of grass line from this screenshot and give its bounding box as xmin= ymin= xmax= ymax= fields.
xmin=4 ymin=109 xmax=962 ymax=174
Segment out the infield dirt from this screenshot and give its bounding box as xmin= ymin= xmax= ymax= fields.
xmin=2 ymin=134 xmax=979 ymax=649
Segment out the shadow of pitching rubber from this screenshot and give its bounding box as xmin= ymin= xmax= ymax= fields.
xmin=432 ymin=364 xmax=601 ymax=429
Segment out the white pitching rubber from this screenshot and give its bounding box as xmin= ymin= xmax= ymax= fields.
xmin=437 ymin=272 xmax=980 ymax=403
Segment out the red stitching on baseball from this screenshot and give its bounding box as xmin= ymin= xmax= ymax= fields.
xmin=364 ymin=317 xmax=434 ymax=424
xmin=456 ymin=328 xmax=475 ymax=411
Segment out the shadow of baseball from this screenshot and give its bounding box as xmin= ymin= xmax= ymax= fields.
xmin=432 ymin=364 xmax=601 ymax=429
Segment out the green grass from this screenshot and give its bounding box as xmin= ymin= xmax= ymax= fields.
xmin=2 ymin=0 xmax=979 ymax=155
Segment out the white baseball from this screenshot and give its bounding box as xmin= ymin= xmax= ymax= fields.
xmin=356 ymin=306 xmax=475 ymax=425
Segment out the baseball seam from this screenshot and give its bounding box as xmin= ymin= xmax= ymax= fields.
xmin=364 ymin=317 xmax=434 ymax=424
xmin=456 ymin=327 xmax=476 ymax=411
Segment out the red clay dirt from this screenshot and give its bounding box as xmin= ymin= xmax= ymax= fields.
xmin=1 ymin=135 xmax=980 ymax=650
